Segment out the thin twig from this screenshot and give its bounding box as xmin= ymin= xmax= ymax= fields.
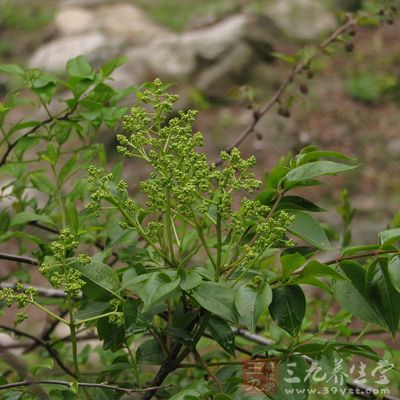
xmin=0 ymin=282 xmax=68 ymax=298
xmin=0 ymin=252 xmax=38 ymax=266
xmin=0 ymin=108 xmax=76 ymax=166
xmin=0 ymin=324 xmax=76 ymax=378
xmin=216 ymin=17 xmax=358 ymax=165
xmin=325 ymin=250 xmax=400 ymax=265
xmin=0 ymin=380 xmax=171 ymax=393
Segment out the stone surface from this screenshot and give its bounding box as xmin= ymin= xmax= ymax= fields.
xmin=30 ymin=5 xmax=281 ymax=97
xmin=55 ymin=6 xmax=96 ymax=35
xmin=29 ymin=32 xmax=113 ymax=71
xmin=266 ymin=0 xmax=337 ymax=40
xmin=195 ymin=43 xmax=254 ymax=98
xmin=95 ymin=3 xmax=169 ymax=44
xmin=116 ymin=14 xmax=280 ymax=93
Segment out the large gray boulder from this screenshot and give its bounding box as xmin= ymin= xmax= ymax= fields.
xmin=117 ymin=14 xmax=281 ymax=96
xmin=29 ymin=3 xmax=283 ymax=100
xmin=266 ymin=0 xmax=337 ymax=40
xmin=30 ymin=3 xmax=169 ymax=72
xmin=29 ymin=32 xmax=115 ymax=72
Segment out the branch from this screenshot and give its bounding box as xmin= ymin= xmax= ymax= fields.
xmin=0 ymin=108 xmax=76 ymax=166
xmin=325 ymin=249 xmax=400 ymax=265
xmin=0 ymin=324 xmax=76 ymax=378
xmin=216 ymin=16 xmax=361 ymax=165
xmin=0 ymin=282 xmax=68 ymax=298
xmin=0 ymin=252 xmax=38 ymax=266
xmin=0 ymin=380 xmax=171 ymax=394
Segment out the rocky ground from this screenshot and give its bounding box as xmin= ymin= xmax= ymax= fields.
xmin=1 ymin=0 xmax=399 ymax=243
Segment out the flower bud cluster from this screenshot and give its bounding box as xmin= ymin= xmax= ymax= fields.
xmin=39 ymin=229 xmax=85 ymax=298
xmin=0 ymin=284 xmax=37 ymax=325
xmin=0 ymin=283 xmax=37 ymax=308
xmin=108 ymin=298 xmax=124 ymax=326
xmin=232 ymin=198 xmax=270 ymax=232
xmin=244 ymin=211 xmax=295 ymax=262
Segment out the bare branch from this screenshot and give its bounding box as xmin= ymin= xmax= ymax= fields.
xmin=0 ymin=324 xmax=76 ymax=378
xmin=325 ymin=250 xmax=400 ymax=266
xmin=0 ymin=282 xmax=68 ymax=298
xmin=0 ymin=107 xmax=76 ymax=166
xmin=216 ymin=17 xmax=360 ymax=164
xmin=0 ymin=252 xmax=38 ymax=266
xmin=0 ymin=380 xmax=171 ymax=394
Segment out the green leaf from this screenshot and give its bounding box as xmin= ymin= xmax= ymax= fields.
xmin=317 ymin=351 xmax=347 ymax=394
xmin=65 ymin=199 xmax=79 ymax=234
xmin=234 ymin=283 xmax=272 ymax=331
xmin=10 ymin=211 xmax=55 ymax=227
xmin=271 ymin=355 xmax=310 ymax=400
xmin=287 ymin=211 xmax=332 ymax=250
xmin=277 ymin=195 xmax=324 ymax=212
xmin=164 ymin=326 xmax=194 ymax=347
xmin=41 ymin=142 xmax=59 ymax=165
xmin=333 ymin=261 xmax=386 ymax=327
xmin=136 ymin=338 xmax=165 ymax=364
xmin=31 ymin=73 xmax=57 ymax=104
xmin=58 ymin=156 xmax=78 ymax=185
xmin=72 ymin=259 xmax=120 ymax=300
xmin=0 ymin=64 xmax=25 ymax=76
xmin=75 ymin=302 xmax=109 ymax=321
xmin=208 ymin=316 xmax=235 ymax=356
xmin=366 ymin=258 xmax=400 ymax=336
xmin=15 ymin=136 xmax=40 ymax=160
xmin=66 ymin=55 xmax=94 ymax=79
xmin=192 ymin=282 xmax=237 ymax=322
xmin=286 ymin=161 xmax=357 ymax=183
xmin=0 ymin=209 xmax=10 ymax=235
xmin=378 ymin=228 xmax=400 ymax=247
xmin=281 ymin=253 xmax=306 ymax=277
xmin=341 ymin=244 xmax=379 ymax=256
xmin=269 ymin=285 xmax=305 ymax=336
xmin=30 ymin=174 xmax=55 ymax=194
xmin=97 ymin=318 xmax=125 ymax=352
xmin=100 ymin=56 xmax=127 ymax=77
xmin=297 ymin=150 xmax=353 ymax=165
xmin=300 ymin=260 xmax=347 ymax=280
xmin=388 ymin=256 xmax=400 ymax=293
xmin=123 ymin=299 xmax=140 ymax=335
xmin=138 ymin=272 xmax=180 ymax=312
xmin=30 ymin=358 xmax=54 ymax=376
xmin=178 ymin=269 xmax=202 ymax=291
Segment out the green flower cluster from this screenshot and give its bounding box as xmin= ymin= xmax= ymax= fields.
xmin=0 ymin=284 xmax=38 ymax=325
xmin=39 ymin=228 xmax=85 ymax=298
xmin=231 ymin=198 xmax=271 ymax=232
xmin=85 ymin=79 xmax=296 ymax=275
xmin=108 ymin=298 xmax=124 ymax=327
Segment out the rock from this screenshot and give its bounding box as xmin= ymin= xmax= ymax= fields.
xmin=55 ymin=6 xmax=96 ymax=35
xmin=95 ymin=3 xmax=169 ymax=44
xmin=29 ymin=32 xmax=116 ymax=72
xmin=181 ymin=14 xmax=247 ymax=61
xmin=195 ymin=43 xmax=254 ymax=98
xmin=266 ymin=0 xmax=336 ymax=40
xmin=122 ymin=35 xmax=196 ymax=82
xmin=116 ymin=14 xmax=280 ymax=91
